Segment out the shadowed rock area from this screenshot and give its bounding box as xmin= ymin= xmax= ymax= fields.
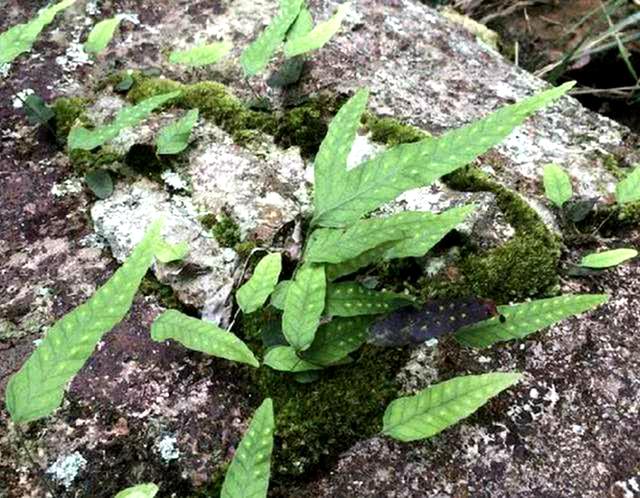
xmin=1 ymin=0 xmax=638 ymax=497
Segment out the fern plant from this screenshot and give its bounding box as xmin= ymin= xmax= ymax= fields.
xmin=151 ymin=81 xmax=608 ymax=442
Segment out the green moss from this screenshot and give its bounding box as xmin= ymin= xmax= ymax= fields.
xmin=69 ymin=149 xmax=121 ymax=175
xmin=139 ymin=273 xmax=185 ymax=311
xmin=364 ymin=114 xmax=428 ymax=146
xmin=252 ymin=346 xmax=407 ymax=480
xmin=51 ymin=97 xmax=90 ymax=141
xmin=203 ymin=213 xmax=241 ymax=248
xmin=602 ymin=154 xmax=626 ymax=180
xmin=438 ymin=166 xmax=562 ymax=302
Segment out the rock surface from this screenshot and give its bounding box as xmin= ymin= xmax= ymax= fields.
xmin=1 ymin=0 xmax=639 ymax=497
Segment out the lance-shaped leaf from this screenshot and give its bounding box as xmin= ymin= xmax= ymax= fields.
xmin=312 ymin=82 xmax=574 ymax=227
xmin=301 ymin=316 xmax=373 ymax=366
xmin=615 ymin=166 xmax=640 ymax=204
xmin=455 ymin=294 xmax=608 ymax=348
xmin=263 ymin=346 xmax=323 ymax=372
xmin=5 ymin=220 xmax=164 ymax=423
xmin=326 ymin=282 xmax=413 ymax=317
xmin=153 ymin=239 xmax=189 ymax=263
xmin=84 ymin=16 xmax=122 ymax=54
xmin=68 ymin=91 xmax=181 ymax=150
xmin=282 ymin=264 xmax=326 ymax=350
xmin=325 ymin=242 xmax=394 ymax=281
xmin=287 ymin=5 xmax=313 ymax=41
xmin=156 ymin=109 xmax=199 ymax=155
xmin=236 ymin=253 xmax=282 ymax=314
xmin=151 ymin=310 xmax=259 ymax=367
xmin=169 ymin=41 xmax=233 ymax=67
xmin=270 ymin=280 xmax=291 ymax=310
xmin=580 ymin=248 xmax=637 ymax=269
xmin=307 ymin=206 xmax=473 ymax=264
xmin=221 ymin=398 xmax=275 ymax=498
xmin=383 ymin=372 xmax=522 ymax=442
xmin=114 ymin=483 xmax=159 ymax=498
xmin=543 ymin=163 xmax=573 ymax=208
xmin=384 ymin=204 xmax=475 ymax=259
xmin=240 ymin=0 xmax=304 ymax=76
xmin=313 ymin=88 xmax=369 ymax=215
xmin=0 ymin=0 xmax=76 ymax=65
xmin=284 ymin=2 xmax=351 ymax=57
xmin=369 ymin=298 xmax=500 ymax=347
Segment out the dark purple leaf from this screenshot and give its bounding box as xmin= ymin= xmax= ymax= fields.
xmin=368 ymin=298 xmax=500 ymax=347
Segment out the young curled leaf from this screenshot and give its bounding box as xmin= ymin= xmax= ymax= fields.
xmin=236 ymin=253 xmax=282 ymax=314
xmin=263 ymin=346 xmax=323 ymax=372
xmin=221 ymin=398 xmax=275 ymax=498
xmin=383 ymin=372 xmax=522 ymax=441
xmin=455 ymin=294 xmax=609 ymax=348
xmin=151 ymin=310 xmax=259 ymax=367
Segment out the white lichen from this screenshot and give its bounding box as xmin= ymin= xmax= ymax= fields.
xmin=12 ymin=88 xmax=35 ymax=109
xmin=51 ymin=178 xmax=83 ymax=197
xmin=156 ymin=435 xmax=180 ymax=462
xmin=46 ymin=452 xmax=87 ymax=489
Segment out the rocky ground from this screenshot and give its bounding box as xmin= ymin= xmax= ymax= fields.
xmin=1 ymin=0 xmax=639 ymax=497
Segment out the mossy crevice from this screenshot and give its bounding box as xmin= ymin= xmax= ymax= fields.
xmin=124 ymin=74 xmax=340 ymax=157
xmin=365 ymin=115 xmax=561 ymax=303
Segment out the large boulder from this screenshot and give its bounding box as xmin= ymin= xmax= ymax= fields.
xmin=1 ymin=0 xmax=638 ymax=496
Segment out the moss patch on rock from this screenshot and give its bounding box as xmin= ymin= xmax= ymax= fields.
xmin=252 ymin=346 xmax=407 ymax=481
xmin=52 ymin=96 xmax=90 ymax=142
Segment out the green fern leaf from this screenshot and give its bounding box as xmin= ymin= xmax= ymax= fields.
xmin=313 ymin=89 xmax=369 ymax=216
xmin=383 ymin=372 xmax=521 ymax=441
xmin=5 ymin=220 xmax=164 ymax=423
xmin=325 ymin=243 xmax=395 ymax=281
xmin=282 ymin=264 xmax=326 ymax=351
xmin=455 ymin=294 xmax=608 ymax=348
xmin=153 ymin=239 xmax=189 ymax=263
xmin=543 ymin=163 xmax=572 ymax=208
xmin=580 ymin=248 xmax=637 ymax=268
xmin=240 ymin=0 xmax=304 ymax=76
xmin=236 ymin=253 xmax=282 ymax=314
xmin=384 ymin=205 xmax=475 ymax=259
xmin=615 ymin=165 xmax=640 ymax=204
xmin=68 ymin=91 xmax=181 ymax=150
xmin=287 ymin=5 xmax=313 ymax=40
xmin=325 ymin=282 xmax=413 ymax=317
xmin=84 ymin=16 xmax=122 ymax=54
xmin=156 ymin=109 xmax=199 ymax=155
xmin=168 ymin=41 xmax=232 ymax=67
xmin=114 ymin=483 xmax=159 ymax=498
xmin=284 ymin=2 xmax=350 ymax=57
xmin=221 ymin=398 xmax=275 ymax=498
xmin=269 ymin=280 xmax=291 ymax=310
xmin=301 ymin=316 xmax=373 ymax=366
xmin=151 ymin=310 xmax=259 ymax=367
xmin=312 ymin=82 xmax=574 ymax=227
xmin=263 ymin=346 xmax=323 ymax=372
xmin=307 ymin=206 xmax=473 ymax=264
xmin=0 ymin=0 xmax=76 ymax=65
